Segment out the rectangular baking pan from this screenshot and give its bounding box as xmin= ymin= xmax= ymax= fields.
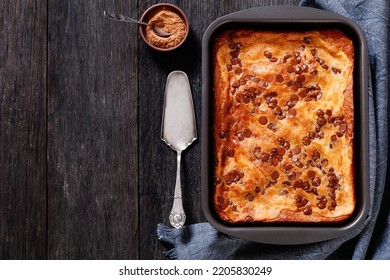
xmin=201 ymin=6 xmax=369 ymax=244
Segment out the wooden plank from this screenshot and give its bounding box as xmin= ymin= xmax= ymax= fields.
xmin=0 ymin=0 xmax=47 ymax=259
xmin=47 ymin=0 xmax=139 ymax=259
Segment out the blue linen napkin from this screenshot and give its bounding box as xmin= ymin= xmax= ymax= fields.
xmin=157 ymin=0 xmax=389 ymax=259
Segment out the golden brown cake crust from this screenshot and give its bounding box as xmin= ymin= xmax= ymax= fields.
xmin=212 ymin=29 xmax=355 ymax=223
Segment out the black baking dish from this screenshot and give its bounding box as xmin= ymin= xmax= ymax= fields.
xmin=201 ymin=6 xmax=369 ymax=244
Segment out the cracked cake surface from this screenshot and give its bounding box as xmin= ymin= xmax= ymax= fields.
xmin=212 ymin=29 xmax=355 ymax=223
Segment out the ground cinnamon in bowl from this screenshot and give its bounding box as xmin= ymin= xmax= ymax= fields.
xmin=140 ymin=3 xmax=189 ymax=51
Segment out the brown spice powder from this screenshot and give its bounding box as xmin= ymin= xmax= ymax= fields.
xmin=144 ymin=8 xmax=187 ymax=49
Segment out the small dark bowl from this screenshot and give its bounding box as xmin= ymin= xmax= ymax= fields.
xmin=201 ymin=6 xmax=369 ymax=244
xmin=139 ymin=3 xmax=189 ymax=51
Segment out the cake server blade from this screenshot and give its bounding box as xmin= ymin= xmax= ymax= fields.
xmin=161 ymin=70 xmax=197 ymax=228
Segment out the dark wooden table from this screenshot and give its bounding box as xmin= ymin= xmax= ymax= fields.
xmin=0 ymin=0 xmax=299 ymax=259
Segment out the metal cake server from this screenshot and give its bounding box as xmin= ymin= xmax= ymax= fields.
xmin=161 ymin=71 xmax=197 ymax=229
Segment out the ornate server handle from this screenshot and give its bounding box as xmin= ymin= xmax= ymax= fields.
xmin=169 ymin=151 xmax=186 ymax=228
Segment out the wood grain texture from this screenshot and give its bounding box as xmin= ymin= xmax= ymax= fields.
xmin=0 ymin=0 xmax=47 ymax=259
xmin=47 ymin=0 xmax=139 ymax=259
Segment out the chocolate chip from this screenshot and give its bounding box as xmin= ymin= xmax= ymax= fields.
xmin=228 ymin=41 xmax=236 ymax=49
xmin=290 ymin=59 xmax=298 ymax=66
xmin=293 ymin=146 xmax=301 ymax=155
xmin=307 ymin=170 xmax=316 ymax=179
xmin=284 ymin=163 xmax=293 ymax=172
xmin=270 ymin=148 xmax=278 ymax=158
xmin=302 ymin=136 xmax=311 ymax=146
xmin=230 ymin=50 xmax=239 ymax=58
xmin=275 ymin=74 xmax=284 ymax=83
xmin=267 ymin=123 xmax=277 ymax=132
xmin=271 ymin=170 xmax=280 ymax=180
xmin=294 ymin=194 xmax=303 ymax=202
xmin=235 ymin=67 xmax=242 ymax=74
xmin=269 ymin=57 xmax=278 ymax=62
xmin=339 ymin=123 xmax=347 ymax=133
xmin=270 ymin=158 xmax=279 ymax=166
xmin=331 ymin=135 xmax=337 ymax=142
xmin=219 ymin=131 xmax=227 ymax=139
xmin=283 ymin=54 xmax=292 ymax=63
xmin=237 ymin=132 xmax=245 ymax=141
xmin=226 ymin=64 xmax=233 ymax=71
xmin=244 ymin=129 xmax=252 ymax=138
xmin=234 ymin=43 xmax=242 ymax=50
xmin=304 ymin=37 xmax=312 ymax=44
xmin=231 ymin=57 xmax=240 ymax=65
xmin=312 ymin=177 xmax=321 ymax=186
xmin=317 ymin=117 xmax=327 ymax=126
xmin=287 ymin=108 xmax=296 ymax=117
xmin=291 ymin=84 xmax=299 ymax=92
xmin=261 ymin=153 xmax=270 ymax=162
xmin=245 ymin=215 xmax=254 ymax=222
xmin=277 ymin=147 xmax=286 ymax=156
xmin=297 ymin=74 xmax=305 ymax=83
xmin=276 ymin=138 xmax=284 ymax=146
xmin=228 ymin=32 xmax=237 ymax=39
xmin=315 ymin=57 xmax=324 ymax=65
xmin=294 ymin=66 xmax=302 ymax=74
xmin=325 ymin=109 xmax=332 ymax=116
xmin=274 ymin=106 xmax=283 ymax=115
xmin=313 ymin=149 xmax=320 ymax=160
xmin=246 ymin=194 xmax=254 ymax=202
xmin=288 ymin=171 xmax=297 ymax=180
xmin=303 ymin=205 xmax=312 ymax=215
xmin=279 ymin=189 xmax=289 ymax=196
xmin=237 ymin=169 xmax=244 ymax=178
xmin=227 ymin=150 xmax=234 ymax=158
xmin=310 ymin=48 xmax=318 ymax=56
xmin=255 ymin=186 xmax=261 ymax=193
xmin=287 ymin=66 xmax=295 ymax=73
xmin=293 ymin=180 xmax=303 ymax=189
xmin=302 ymin=181 xmax=311 ymax=191
xmin=214 ymin=176 xmax=221 ymax=185
xmin=317 ymin=202 xmax=326 ymax=209
xmin=332 ymin=67 xmax=342 ymax=74
xmin=264 ymin=51 xmax=272 ymax=58
xmin=258 ymin=116 xmax=268 ymax=125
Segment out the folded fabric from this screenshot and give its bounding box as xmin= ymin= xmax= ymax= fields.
xmin=157 ymin=0 xmax=389 ymax=259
